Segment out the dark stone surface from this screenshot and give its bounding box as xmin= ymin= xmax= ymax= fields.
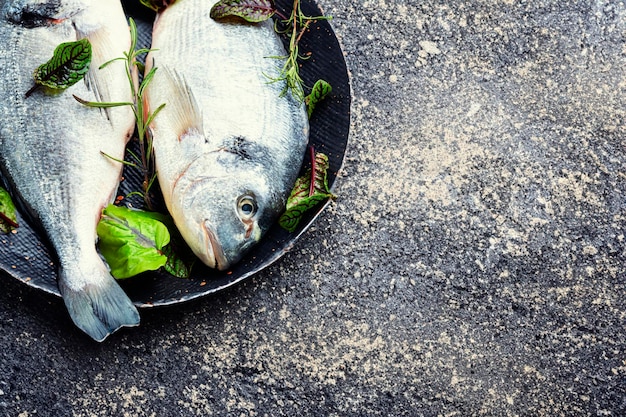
xmin=1 ymin=0 xmax=625 ymax=416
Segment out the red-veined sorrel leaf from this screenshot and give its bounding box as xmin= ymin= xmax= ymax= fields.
xmin=210 ymin=0 xmax=276 ymax=23
xmin=26 ymin=39 xmax=91 ymax=97
xmin=158 ymin=215 xmax=196 ymax=279
xmin=139 ymin=0 xmax=177 ymax=13
xmin=162 ymin=244 xmax=195 ymax=279
xmin=0 ymin=187 xmax=18 ymax=234
xmin=279 ymin=151 xmax=336 ymax=232
xmin=305 ymin=79 xmax=332 ymax=119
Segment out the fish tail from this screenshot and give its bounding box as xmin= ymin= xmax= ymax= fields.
xmin=58 ymin=266 xmax=140 ymax=342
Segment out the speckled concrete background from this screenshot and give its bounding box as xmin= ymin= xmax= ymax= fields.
xmin=1 ymin=0 xmax=625 ymax=416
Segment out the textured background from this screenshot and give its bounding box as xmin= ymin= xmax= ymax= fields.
xmin=1 ymin=0 xmax=625 ymax=416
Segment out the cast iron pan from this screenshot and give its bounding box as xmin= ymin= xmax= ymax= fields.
xmin=0 ymin=0 xmax=351 ymax=307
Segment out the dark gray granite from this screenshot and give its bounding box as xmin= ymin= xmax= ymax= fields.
xmin=1 ymin=0 xmax=625 ymax=416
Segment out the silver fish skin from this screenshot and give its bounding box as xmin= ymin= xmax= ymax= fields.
xmin=144 ymin=0 xmax=309 ymax=270
xmin=0 ymin=0 xmax=139 ymax=341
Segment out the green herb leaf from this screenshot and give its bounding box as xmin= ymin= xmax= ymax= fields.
xmin=73 ymin=94 xmax=133 ymax=108
xmin=139 ymin=0 xmax=177 ymax=13
xmin=279 ymin=192 xmax=331 ymax=233
xmin=158 ymin=216 xmax=196 ymax=279
xmin=26 ymin=39 xmax=91 ymax=97
xmin=210 ymin=0 xmax=276 ymax=23
xmin=162 ymin=244 xmax=195 ymax=278
xmin=305 ymin=79 xmax=332 ymax=118
xmin=279 ymin=152 xmax=335 ymax=232
xmin=0 ymin=187 xmax=18 ymax=234
xmin=97 ymin=205 xmax=170 ymax=279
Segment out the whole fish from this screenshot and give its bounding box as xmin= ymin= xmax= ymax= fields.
xmin=144 ymin=0 xmax=309 ymax=270
xmin=0 ymin=0 xmax=139 ymax=341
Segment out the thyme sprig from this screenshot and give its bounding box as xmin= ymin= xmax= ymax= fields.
xmin=271 ymin=0 xmax=331 ymax=101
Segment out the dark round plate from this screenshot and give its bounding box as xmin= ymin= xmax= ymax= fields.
xmin=0 ymin=0 xmax=350 ymax=307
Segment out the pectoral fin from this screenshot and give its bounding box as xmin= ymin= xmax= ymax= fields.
xmin=147 ymin=66 xmax=204 ymax=140
xmin=77 ymin=25 xmax=135 ymax=122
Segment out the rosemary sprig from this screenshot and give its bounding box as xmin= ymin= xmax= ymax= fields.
xmin=74 ymin=18 xmax=165 ymax=210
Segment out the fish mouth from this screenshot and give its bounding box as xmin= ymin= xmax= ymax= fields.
xmin=201 ymin=221 xmax=229 ymax=271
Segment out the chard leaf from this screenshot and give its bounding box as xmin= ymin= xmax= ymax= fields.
xmin=0 ymin=187 xmax=18 ymax=234
xmin=26 ymin=39 xmax=91 ymax=97
xmin=139 ymin=0 xmax=177 ymax=12
xmin=305 ymin=79 xmax=332 ymax=119
xmin=279 ymin=152 xmax=335 ymax=233
xmin=210 ymin=0 xmax=276 ymax=23
xmin=97 ymin=205 xmax=170 ymax=279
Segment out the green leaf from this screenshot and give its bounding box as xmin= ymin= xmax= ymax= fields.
xmin=279 ymin=193 xmax=330 ymax=233
xmin=139 ymin=0 xmax=177 ymax=12
xmin=156 ymin=215 xmax=196 ymax=278
xmin=97 ymin=205 xmax=170 ymax=279
xmin=210 ymin=0 xmax=276 ymax=23
xmin=305 ymin=79 xmax=332 ymax=119
xmin=0 ymin=187 xmax=18 ymax=234
xmin=73 ymin=94 xmax=133 ymax=108
xmin=279 ymin=152 xmax=335 ymax=232
xmin=26 ymin=39 xmax=92 ymax=97
xmin=162 ymin=244 xmax=195 ymax=279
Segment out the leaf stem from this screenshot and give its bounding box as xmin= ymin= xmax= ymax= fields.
xmin=0 ymin=212 xmax=18 ymax=229
xmin=24 ymin=84 xmax=40 ymax=98
xmin=308 ymin=145 xmax=316 ymax=197
xmin=274 ymin=9 xmax=287 ymax=20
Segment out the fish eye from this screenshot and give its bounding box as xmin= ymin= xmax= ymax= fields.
xmin=237 ymin=195 xmax=257 ymax=219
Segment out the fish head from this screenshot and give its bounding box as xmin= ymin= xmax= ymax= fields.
xmin=4 ymin=0 xmax=122 ymax=30
xmin=170 ymin=157 xmax=282 ymax=271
